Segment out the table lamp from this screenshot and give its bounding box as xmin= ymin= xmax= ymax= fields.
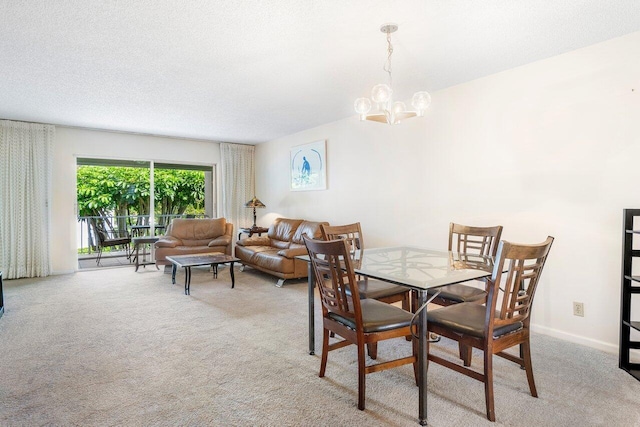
xmin=245 ymin=196 xmax=266 ymax=228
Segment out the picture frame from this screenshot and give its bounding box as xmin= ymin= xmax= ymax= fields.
xmin=290 ymin=140 xmax=327 ymax=191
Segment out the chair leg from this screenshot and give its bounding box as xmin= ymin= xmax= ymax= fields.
xmin=459 ymin=343 xmax=472 ymax=366
xmin=357 ymin=341 xmax=366 ymax=410
xmin=367 ymin=342 xmax=378 ymax=360
xmin=404 ymin=293 xmax=412 ymax=341
xmin=319 ymin=328 xmax=330 ymax=378
xmin=484 ymin=351 xmax=496 ymax=422
xmin=522 ymin=341 xmax=538 ymax=397
xmin=402 ymin=292 xmax=410 ymax=312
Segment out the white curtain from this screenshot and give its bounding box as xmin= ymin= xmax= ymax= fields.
xmin=0 ymin=120 xmax=53 ymax=279
xmin=220 ymin=143 xmax=255 ymax=232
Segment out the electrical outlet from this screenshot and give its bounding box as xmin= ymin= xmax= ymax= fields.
xmin=573 ymin=302 xmax=584 ymax=317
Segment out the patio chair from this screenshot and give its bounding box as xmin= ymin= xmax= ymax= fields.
xmin=93 ymin=221 xmax=131 ymax=266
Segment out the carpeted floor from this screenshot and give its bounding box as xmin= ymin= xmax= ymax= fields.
xmin=0 ymin=266 xmax=638 ymax=426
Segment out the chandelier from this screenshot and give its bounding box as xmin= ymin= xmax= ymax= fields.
xmin=354 ymin=24 xmax=431 ymax=125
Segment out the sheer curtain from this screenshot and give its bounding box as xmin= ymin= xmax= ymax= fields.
xmin=220 ymin=143 xmax=255 ymax=234
xmin=0 ymin=120 xmax=53 ymax=279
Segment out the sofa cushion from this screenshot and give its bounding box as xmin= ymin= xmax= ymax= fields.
xmin=235 ymin=244 xmax=274 ymax=264
xmin=268 ymin=218 xmax=304 ymax=249
xmin=291 ymin=220 xmax=327 ymax=244
xmin=155 ymin=236 xmax=181 ymax=248
xmin=170 ymin=218 xmax=226 ymax=241
xmin=277 ymin=243 xmax=309 ymax=259
xmin=250 ymin=248 xmax=296 ymax=274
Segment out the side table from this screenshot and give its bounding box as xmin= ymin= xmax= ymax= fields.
xmin=132 ymin=236 xmax=160 ymax=272
xmin=237 ymin=226 xmax=269 ymax=240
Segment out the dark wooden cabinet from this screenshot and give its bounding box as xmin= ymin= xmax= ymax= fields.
xmin=620 ymin=209 xmax=640 ymax=381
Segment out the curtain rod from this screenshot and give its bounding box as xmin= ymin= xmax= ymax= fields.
xmin=0 ymin=117 xmax=227 ymax=144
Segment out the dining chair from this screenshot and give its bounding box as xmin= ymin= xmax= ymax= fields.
xmin=321 ymin=223 xmax=411 ymax=309
xmin=427 ymin=222 xmax=503 ymax=307
xmin=303 ymin=236 xmax=417 ymax=411
xmin=321 ymin=223 xmax=412 ymax=359
xmin=411 ymin=223 xmax=502 ymax=364
xmin=426 ymin=236 xmax=554 ymax=422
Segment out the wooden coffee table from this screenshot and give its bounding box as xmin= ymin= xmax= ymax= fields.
xmin=165 ymin=252 xmax=240 ymax=295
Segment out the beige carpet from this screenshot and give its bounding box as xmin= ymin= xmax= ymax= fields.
xmin=0 ymin=266 xmax=638 ymax=426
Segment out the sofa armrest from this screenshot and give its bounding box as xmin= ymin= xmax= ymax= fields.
xmin=236 ymin=236 xmax=271 ymax=247
xmin=208 ymin=235 xmax=232 ymax=247
xmin=277 ymin=247 xmax=309 ymax=259
xmin=155 ymin=236 xmax=182 ymax=248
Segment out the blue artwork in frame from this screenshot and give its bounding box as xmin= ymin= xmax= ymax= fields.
xmin=290 ymin=140 xmax=326 ymax=191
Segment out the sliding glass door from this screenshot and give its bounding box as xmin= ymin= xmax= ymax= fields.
xmin=76 ymin=158 xmax=215 ymax=267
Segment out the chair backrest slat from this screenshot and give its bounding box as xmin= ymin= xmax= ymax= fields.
xmin=304 ymin=236 xmax=362 ymax=326
xmin=449 ymin=223 xmax=503 ymax=257
xmin=320 ymin=223 xmax=363 ymax=264
xmin=491 ymin=237 xmax=554 ymax=328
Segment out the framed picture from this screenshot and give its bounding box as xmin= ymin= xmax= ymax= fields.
xmin=290 ymin=140 xmax=327 ymax=191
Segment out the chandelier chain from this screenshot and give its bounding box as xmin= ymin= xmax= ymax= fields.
xmin=384 ymin=31 xmax=393 ymax=88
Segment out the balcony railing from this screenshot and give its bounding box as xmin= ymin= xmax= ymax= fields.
xmin=77 ymin=214 xmax=207 ymax=256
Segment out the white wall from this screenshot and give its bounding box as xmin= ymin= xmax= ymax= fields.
xmin=255 ymin=31 xmax=640 ymax=353
xmin=51 ymin=127 xmax=221 ymax=274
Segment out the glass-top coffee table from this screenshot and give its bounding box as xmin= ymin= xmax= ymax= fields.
xmin=165 ymin=252 xmax=240 ymax=295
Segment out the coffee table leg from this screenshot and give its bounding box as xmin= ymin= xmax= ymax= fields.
xmin=171 ymin=264 xmax=177 ymax=284
xmin=185 ymin=267 xmax=191 ymax=295
xmin=213 ymin=264 xmax=218 ymax=279
xmin=229 ymin=262 xmax=235 ymax=288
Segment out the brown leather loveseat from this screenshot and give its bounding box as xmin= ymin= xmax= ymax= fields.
xmin=235 ymin=217 xmax=328 ymax=286
xmin=155 ymin=218 xmax=234 ymax=267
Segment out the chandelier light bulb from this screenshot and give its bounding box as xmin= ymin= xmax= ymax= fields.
xmin=392 ymin=101 xmax=406 ymax=115
xmin=371 ymin=84 xmax=392 ymax=104
xmin=411 ymin=91 xmax=432 ymax=116
xmin=354 ymin=98 xmax=372 ymax=120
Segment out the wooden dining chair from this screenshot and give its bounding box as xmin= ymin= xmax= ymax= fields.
xmin=321 ymin=223 xmax=411 ymax=309
xmin=321 ymin=223 xmax=412 ymax=358
xmin=427 ymin=223 xmax=503 ymax=307
xmin=303 ymin=236 xmax=417 ymax=411
xmin=426 ymin=236 xmax=554 ymax=422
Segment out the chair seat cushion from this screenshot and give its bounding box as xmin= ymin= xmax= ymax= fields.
xmin=103 ymin=237 xmax=130 ymax=246
xmin=427 ymin=284 xmax=486 ymax=303
xmin=346 ymin=279 xmax=408 ymax=300
xmin=427 ymin=303 xmax=523 ymax=338
xmin=329 ymin=299 xmax=413 ymax=333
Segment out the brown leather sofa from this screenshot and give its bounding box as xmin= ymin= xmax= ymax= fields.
xmin=235 ymin=217 xmax=328 ymax=286
xmin=155 ymin=218 xmax=233 ymax=267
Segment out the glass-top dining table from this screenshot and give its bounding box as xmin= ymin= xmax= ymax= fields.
xmin=300 ymin=246 xmax=494 ymax=426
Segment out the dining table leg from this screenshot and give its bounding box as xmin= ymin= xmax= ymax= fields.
xmin=417 ymin=289 xmax=429 ymax=425
xmin=308 ymin=261 xmax=315 ymax=355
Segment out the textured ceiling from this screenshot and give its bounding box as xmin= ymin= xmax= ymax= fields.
xmin=1 ymin=1 xmax=639 ymax=143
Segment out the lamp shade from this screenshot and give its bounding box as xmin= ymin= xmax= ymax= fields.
xmin=245 ymin=197 xmax=266 ymax=208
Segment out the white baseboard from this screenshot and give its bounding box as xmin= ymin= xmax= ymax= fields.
xmin=531 ymin=323 xmax=618 ymax=355
xmin=51 ymin=269 xmax=75 ymax=275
